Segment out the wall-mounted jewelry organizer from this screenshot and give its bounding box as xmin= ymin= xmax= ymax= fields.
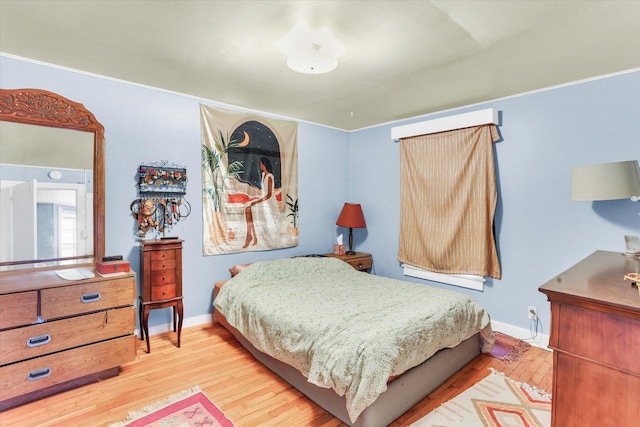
xmin=130 ymin=160 xmax=190 ymax=238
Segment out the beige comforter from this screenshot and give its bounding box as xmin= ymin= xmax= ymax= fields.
xmin=213 ymin=257 xmax=494 ymax=422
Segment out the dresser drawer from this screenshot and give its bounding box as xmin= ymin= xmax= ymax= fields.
xmin=557 ymin=304 xmax=640 ymax=375
xmin=0 ymin=335 xmax=135 ymax=401
xmin=151 ymin=284 xmax=177 ymax=300
xmin=151 ymin=249 xmax=175 ymax=261
xmin=151 ymin=258 xmax=176 ymax=271
xmin=40 ymin=277 xmax=135 ymax=320
xmin=0 ymin=292 xmax=38 ymax=330
xmin=0 ymin=307 xmax=134 ymax=366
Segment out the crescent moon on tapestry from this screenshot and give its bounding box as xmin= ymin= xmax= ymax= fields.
xmin=238 ymin=131 xmax=250 ymax=147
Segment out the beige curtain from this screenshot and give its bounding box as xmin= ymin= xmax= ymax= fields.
xmin=398 ymin=124 xmax=501 ymax=279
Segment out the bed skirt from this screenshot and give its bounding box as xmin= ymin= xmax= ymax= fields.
xmin=214 ymin=307 xmax=480 ymax=427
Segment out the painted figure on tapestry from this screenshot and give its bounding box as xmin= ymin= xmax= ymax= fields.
xmin=201 ymin=105 xmax=298 ymax=255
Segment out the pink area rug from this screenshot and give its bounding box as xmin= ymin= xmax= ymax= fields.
xmin=109 ymin=385 xmax=234 ymax=427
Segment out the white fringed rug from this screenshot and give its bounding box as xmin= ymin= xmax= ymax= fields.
xmin=411 ymin=369 xmax=551 ymax=427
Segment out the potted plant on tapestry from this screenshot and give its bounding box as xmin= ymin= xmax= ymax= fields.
xmin=201 ymin=130 xmax=243 ymax=244
xmin=286 ymin=194 xmax=299 ymax=237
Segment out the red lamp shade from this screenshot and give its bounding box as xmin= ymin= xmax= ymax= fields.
xmin=336 ymin=203 xmax=366 ymax=255
xmin=336 ymin=203 xmax=366 ymax=228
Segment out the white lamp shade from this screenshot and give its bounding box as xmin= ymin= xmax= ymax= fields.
xmin=571 ymin=160 xmax=640 ymax=201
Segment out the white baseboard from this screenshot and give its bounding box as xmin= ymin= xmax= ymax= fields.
xmin=491 ymin=320 xmax=550 ymax=350
xmin=135 ymin=313 xmax=213 ymax=338
xmin=137 ymin=314 xmax=551 ymax=351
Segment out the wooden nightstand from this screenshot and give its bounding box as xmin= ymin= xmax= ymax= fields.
xmin=324 ymin=252 xmax=373 ymax=272
xmin=139 ymin=238 xmax=184 ymax=353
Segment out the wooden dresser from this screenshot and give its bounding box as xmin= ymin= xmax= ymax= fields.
xmin=539 ymin=250 xmax=640 ymax=426
xmin=0 ymin=268 xmax=136 ymax=410
xmin=324 ymin=252 xmax=373 ymax=272
xmin=139 ymin=238 xmax=184 ymax=353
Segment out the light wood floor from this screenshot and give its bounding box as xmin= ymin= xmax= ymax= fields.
xmin=1 ymin=322 xmax=553 ymax=427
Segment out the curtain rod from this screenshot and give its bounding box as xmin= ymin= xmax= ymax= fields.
xmin=391 ymin=108 xmax=499 ymax=141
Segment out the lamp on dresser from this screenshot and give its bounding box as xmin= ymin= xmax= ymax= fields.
xmin=571 ymin=160 xmax=640 ymax=201
xmin=336 ymin=203 xmax=366 ymax=255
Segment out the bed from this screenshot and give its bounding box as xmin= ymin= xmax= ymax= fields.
xmin=213 ymin=257 xmax=494 ymax=426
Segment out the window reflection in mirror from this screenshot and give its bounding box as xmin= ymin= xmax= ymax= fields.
xmin=0 ymin=121 xmax=94 ymax=265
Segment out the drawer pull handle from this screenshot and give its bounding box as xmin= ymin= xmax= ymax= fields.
xmin=81 ymin=292 xmax=101 ymax=303
xmin=28 ymin=367 xmax=51 ymax=381
xmin=357 ymin=263 xmax=363 ymax=268
xmin=27 ymin=334 xmax=52 ymax=347
xmin=162 ymin=263 xmax=166 ymax=268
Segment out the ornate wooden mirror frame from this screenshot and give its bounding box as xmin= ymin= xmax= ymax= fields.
xmin=0 ymin=88 xmax=105 ymax=270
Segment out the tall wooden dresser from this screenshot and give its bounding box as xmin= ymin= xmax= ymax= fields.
xmin=139 ymin=238 xmax=184 ymax=353
xmin=0 ymin=269 xmax=136 ymax=410
xmin=539 ymin=250 xmax=640 ymax=426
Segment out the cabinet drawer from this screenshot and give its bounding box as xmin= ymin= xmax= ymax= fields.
xmin=557 ymin=304 xmax=640 ymax=375
xmin=347 ymin=256 xmax=372 ymax=271
xmin=151 ymin=249 xmax=175 ymax=261
xmin=0 ymin=307 xmax=134 ymax=365
xmin=151 ymin=269 xmax=176 ymax=286
xmin=0 ymin=292 xmax=38 ymax=330
xmin=151 ymin=258 xmax=176 ymax=271
xmin=41 ymin=277 xmax=135 ymax=320
xmin=0 ymin=335 xmax=135 ymax=402
xmin=151 ymin=284 xmax=177 ymax=300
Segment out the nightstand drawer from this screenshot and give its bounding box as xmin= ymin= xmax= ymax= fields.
xmin=151 ymin=284 xmax=177 ymax=300
xmin=151 ymin=258 xmax=176 ymax=271
xmin=151 ymin=249 xmax=175 ymax=261
xmin=346 ymin=256 xmax=372 ymax=271
xmin=323 ymin=252 xmax=373 ymax=272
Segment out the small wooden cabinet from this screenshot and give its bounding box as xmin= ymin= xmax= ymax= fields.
xmin=139 ymin=238 xmax=184 ymax=353
xmin=0 ymin=269 xmax=136 ymax=410
xmin=539 ymin=250 xmax=640 ymax=426
xmin=324 ymin=252 xmax=373 ymax=272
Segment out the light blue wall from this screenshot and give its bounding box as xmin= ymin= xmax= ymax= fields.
xmin=2 ymin=55 xmax=638 ymax=335
xmin=349 ymin=70 xmax=640 ymax=333
xmin=0 ymin=56 xmax=349 ymax=328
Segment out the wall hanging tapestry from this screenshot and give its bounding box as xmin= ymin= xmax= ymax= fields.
xmin=201 ymin=105 xmax=298 ymax=255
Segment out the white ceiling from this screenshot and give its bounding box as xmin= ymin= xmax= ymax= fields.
xmin=1 ymin=1 xmax=639 ymax=130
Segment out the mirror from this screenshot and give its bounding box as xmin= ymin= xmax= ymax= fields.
xmin=0 ymin=88 xmax=104 ymax=270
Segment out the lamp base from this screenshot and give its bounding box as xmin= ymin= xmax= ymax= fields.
xmin=346 ymin=250 xmax=356 ymax=255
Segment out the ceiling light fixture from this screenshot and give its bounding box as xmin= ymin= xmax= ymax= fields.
xmin=279 ymin=23 xmax=345 ymax=75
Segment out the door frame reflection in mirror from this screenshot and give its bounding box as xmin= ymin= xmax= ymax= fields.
xmin=0 ymin=88 xmax=105 ymax=271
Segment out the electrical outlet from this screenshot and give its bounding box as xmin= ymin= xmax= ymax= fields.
xmin=528 ymin=306 xmax=537 ymax=320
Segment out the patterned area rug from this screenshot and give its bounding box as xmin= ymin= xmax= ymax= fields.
xmin=411 ymin=369 xmax=551 ymax=427
xmin=108 ymin=385 xmax=234 ymax=427
xmin=490 ymin=332 xmax=532 ymax=363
